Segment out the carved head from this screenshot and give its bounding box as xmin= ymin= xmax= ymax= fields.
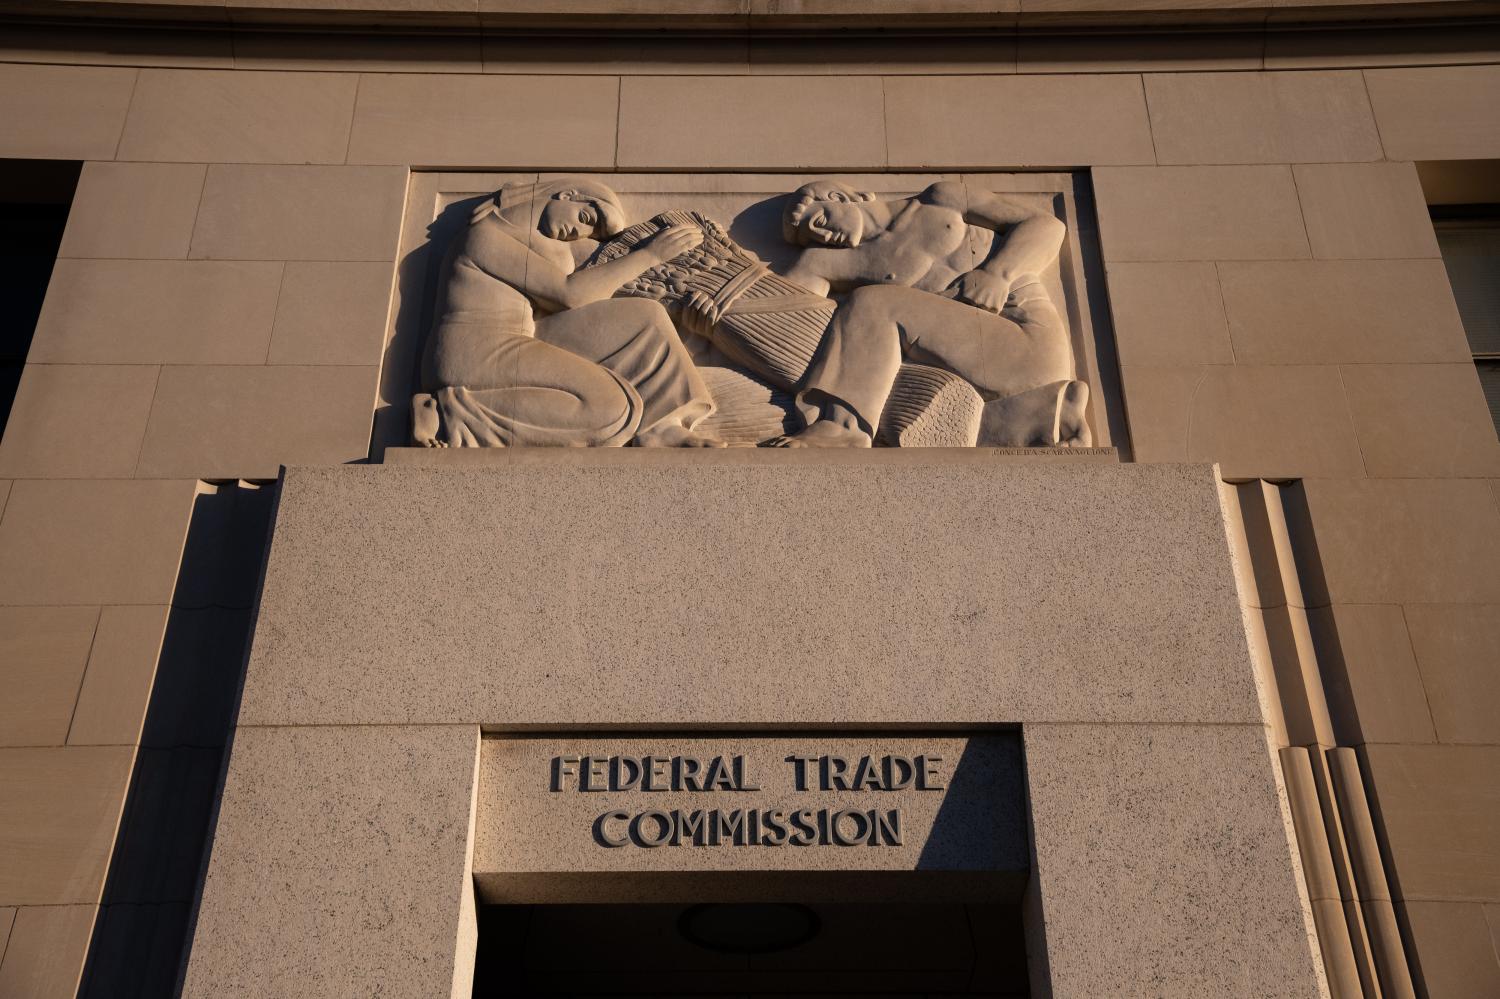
xmin=487 ymin=178 xmax=627 ymax=242
xmin=782 ymin=180 xmax=878 ymax=248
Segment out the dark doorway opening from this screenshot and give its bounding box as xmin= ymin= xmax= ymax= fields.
xmin=474 ymin=901 xmax=1030 ymax=996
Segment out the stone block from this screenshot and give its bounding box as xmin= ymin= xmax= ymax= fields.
xmin=750 ymin=34 xmax=1011 ymax=75
xmin=1094 ymin=166 xmax=1310 ymax=261
xmin=1218 ymin=259 xmax=1472 ymax=364
xmin=59 ymin=162 xmax=207 ymax=260
xmin=618 ymin=76 xmax=886 ymax=169
xmin=475 ymin=735 xmax=1026 ymax=896
xmin=0 ymin=606 xmax=100 ymax=748
xmin=1297 ymin=478 xmax=1500 ymax=606
xmin=478 ymin=0 xmax=747 ymax=27
xmin=136 ymin=365 xmax=379 ymax=479
xmin=0 ymin=905 xmax=97 ymax=999
xmin=237 ymin=457 xmax=1264 ymax=728
xmin=0 ymin=479 xmax=195 ymax=606
xmin=0 ymin=64 xmax=134 ymax=160
xmin=1091 ymin=366 xmax=1200 ymax=463
xmin=1363 ymin=743 xmax=1500 ymax=903
xmin=1402 ymin=901 xmax=1500 ymax=999
xmin=268 ymin=261 xmax=394 ymax=365
xmin=181 ymin=725 xmax=479 ymax=999
xmin=0 ymin=747 xmax=135 ymax=905
xmin=1340 ymin=363 xmax=1500 ymax=478
xmin=116 ymin=68 xmax=357 ymax=163
xmin=1293 ymin=162 xmax=1441 ymax=260
xmin=229 ymin=0 xmax=481 ymax=21
xmin=1019 ymin=0 xmax=1269 ymax=19
xmin=189 ymin=164 xmax=407 ymax=262
xmin=0 ymin=24 xmax=234 ymax=68
xmin=234 ymin=29 xmax=483 ymax=72
xmin=346 ymin=73 xmax=618 ymax=167
xmin=1265 ymin=23 xmax=1500 ymax=69
xmin=1025 ymin=723 xmax=1323 ymax=997
xmin=1145 ymin=70 xmax=1382 ymax=165
xmin=68 ymin=605 xmax=172 ymax=747
xmin=29 ymin=259 xmax=283 ymax=365
xmin=483 ymin=33 xmax=748 ymax=74
xmin=1364 ymin=65 xmax=1500 ymax=161
xmin=1104 ymin=261 xmax=1234 ymax=365
xmin=746 ymin=0 xmax=1019 ymax=18
xmin=1307 ymin=603 xmax=1435 ymax=746
xmin=1403 ymin=604 xmax=1500 ymax=745
xmin=1017 ymin=30 xmax=1260 ymax=72
xmin=0 ymin=365 xmax=159 ymax=478
xmin=1118 ymin=364 xmax=1365 ymax=478
xmin=884 ymin=74 xmax=1156 ymax=168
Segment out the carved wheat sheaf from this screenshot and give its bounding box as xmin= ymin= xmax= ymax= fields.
xmin=696 ymin=367 xmax=800 ymax=446
xmin=877 ymin=365 xmax=984 ymax=448
xmin=589 ymin=211 xmax=835 ymax=389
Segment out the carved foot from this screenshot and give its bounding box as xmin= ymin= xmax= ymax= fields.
xmin=420 ymin=386 xmax=505 ymax=448
xmin=978 ymin=379 xmax=1091 ymax=447
xmin=411 ymin=393 xmax=446 ymax=448
xmin=777 ymin=420 xmax=872 ymax=448
xmin=1055 ymin=379 xmax=1092 ymax=447
xmin=634 ymin=423 xmax=728 ymax=448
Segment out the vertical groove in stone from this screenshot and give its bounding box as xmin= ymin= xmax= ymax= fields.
xmin=1227 ymin=475 xmax=1424 ymax=997
xmin=1309 ymin=745 xmax=1386 ymax=999
xmin=1329 ymin=748 xmax=1418 ymax=999
xmin=1280 ymin=746 xmax=1365 ymax=999
xmin=1260 ymin=482 xmax=1339 ymax=745
xmin=1218 ymin=479 xmax=1291 ymax=745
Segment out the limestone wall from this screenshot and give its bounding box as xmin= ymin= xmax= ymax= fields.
xmin=0 ymin=10 xmax=1497 ymax=996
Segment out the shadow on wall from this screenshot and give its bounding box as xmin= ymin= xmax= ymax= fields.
xmin=0 ymin=159 xmax=80 ymax=434
xmin=915 ymin=733 xmax=1030 ymax=875
xmin=372 ymin=192 xmax=490 ymax=459
xmin=77 ymin=481 xmax=276 ymax=999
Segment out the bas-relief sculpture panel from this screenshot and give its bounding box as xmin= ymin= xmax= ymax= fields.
xmin=382 ymin=173 xmax=1115 ymax=451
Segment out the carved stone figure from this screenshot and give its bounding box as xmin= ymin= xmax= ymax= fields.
xmin=412 ymin=179 xmax=724 ymax=448
xmin=586 ymin=211 xmax=987 ymax=447
xmin=588 ymin=210 xmax=835 ymax=392
xmin=773 ymin=180 xmax=1090 ymax=448
xmin=411 ymin=176 xmax=1092 ymax=450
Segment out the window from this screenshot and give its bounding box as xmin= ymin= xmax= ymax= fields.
xmin=1433 ymin=207 xmax=1500 ymax=437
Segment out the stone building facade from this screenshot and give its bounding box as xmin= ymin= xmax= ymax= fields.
xmin=0 ymin=1 xmax=1497 ymax=996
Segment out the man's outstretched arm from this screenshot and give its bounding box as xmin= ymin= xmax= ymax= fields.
xmin=925 ymin=182 xmax=1066 ymax=311
xmin=783 ymin=243 xmax=876 ymax=297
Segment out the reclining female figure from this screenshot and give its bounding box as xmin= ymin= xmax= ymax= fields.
xmin=414 ymin=178 xmax=724 ymax=448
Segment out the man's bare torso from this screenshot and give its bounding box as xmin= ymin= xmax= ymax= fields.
xmin=790 ymin=199 xmax=980 ymax=296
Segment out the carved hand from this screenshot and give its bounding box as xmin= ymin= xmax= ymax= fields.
xmin=950 ymin=269 xmax=1012 ymax=314
xmin=643 ymin=223 xmax=705 ymax=265
xmin=679 ymin=290 xmax=721 ymax=338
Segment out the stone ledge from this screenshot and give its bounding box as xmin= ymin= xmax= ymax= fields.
xmin=4 ymin=0 xmax=1499 ymax=31
xmin=380 ymin=445 xmax=1121 ymax=467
